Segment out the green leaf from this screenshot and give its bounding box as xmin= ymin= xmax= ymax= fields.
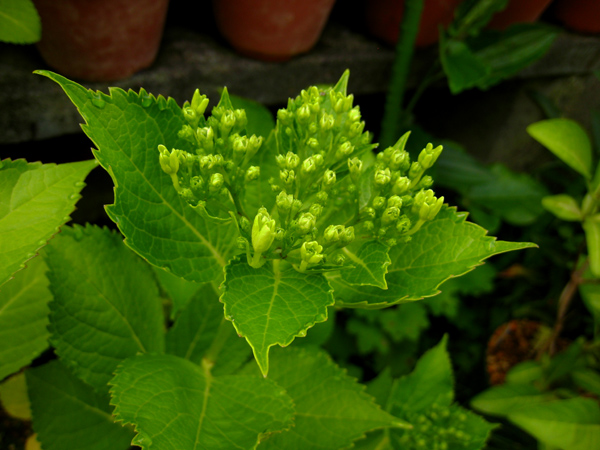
xmin=572 ymin=369 xmax=600 ymax=397
xmin=110 ymin=353 xmax=294 ymax=450
xmin=505 ymin=361 xmax=544 ymax=385
xmin=153 ymin=266 xmax=204 ymax=319
xmin=542 ymin=194 xmax=583 ymax=222
xmin=451 ymin=0 xmax=509 ymax=37
xmin=440 ymin=38 xmax=490 ymax=94
xmin=222 ymin=258 xmax=334 ymax=375
xmin=329 ymin=207 xmax=536 ymax=308
xmin=27 ymin=360 xmax=133 ymax=450
xmin=36 ymin=71 xmax=238 ymax=283
xmin=245 ymin=347 xmax=408 ymax=450
xmin=0 ymin=254 xmax=51 ymax=381
xmin=584 ymin=215 xmax=600 ymax=277
xmin=470 ymin=383 xmax=548 ymax=416
xmin=0 ymin=0 xmax=41 ymax=44
xmin=341 ymin=240 xmax=391 ymax=288
xmin=528 ymin=118 xmax=593 ymax=179
xmin=579 ymin=263 xmax=600 ymax=332
xmin=0 ymin=158 xmax=96 ymax=288
xmin=166 ymin=283 xmax=250 ymax=376
xmin=509 ymin=397 xmax=600 ymax=450
xmin=390 ymin=335 xmax=453 ymax=413
xmin=46 ymin=225 xmax=164 ymax=392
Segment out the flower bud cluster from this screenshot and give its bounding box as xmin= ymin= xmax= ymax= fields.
xmin=158 ymin=88 xmax=263 ymax=220
xmin=396 ymin=401 xmax=474 ymax=450
xmin=360 ymin=134 xmax=444 ymax=246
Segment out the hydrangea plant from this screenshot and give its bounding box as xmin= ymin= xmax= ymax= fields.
xmin=0 ymin=70 xmax=536 ymax=450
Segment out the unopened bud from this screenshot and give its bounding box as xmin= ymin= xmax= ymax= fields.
xmin=374 ymin=168 xmax=391 ymax=186
xmin=324 ymin=225 xmax=344 ymax=245
xmin=392 ymin=177 xmax=411 ymax=195
xmin=297 ymin=212 xmax=316 ymax=234
xmin=209 ymin=173 xmax=224 ymax=193
xmin=373 ymin=196 xmax=386 ymax=210
xmin=302 ymin=156 xmax=316 ymax=174
xmin=245 ymin=166 xmax=260 ymax=182
xmin=276 ymin=191 xmax=294 ymax=212
xmin=285 ymin=152 xmax=300 ymax=169
xmin=252 ymin=207 xmax=276 ymax=254
xmin=309 ymin=203 xmax=323 ymax=217
xmin=348 ymin=157 xmax=363 ymax=182
xmin=301 ymin=241 xmax=324 ymax=265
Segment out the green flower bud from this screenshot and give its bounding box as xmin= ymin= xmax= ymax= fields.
xmin=209 ymin=173 xmax=224 ymax=193
xmin=348 ymin=121 xmax=365 ymax=138
xmin=301 ymin=156 xmax=316 ymax=175
xmin=348 ymin=107 xmax=361 ymax=123
xmin=233 ymin=135 xmax=248 ymax=156
xmin=332 ymin=254 xmax=345 ymax=265
xmin=316 ymin=191 xmax=328 ymax=203
xmin=178 ymin=124 xmax=195 ymax=141
xmin=374 ymin=168 xmax=391 ymax=186
xmin=389 ymin=150 xmax=409 ymax=171
xmin=348 ymin=157 xmax=363 ymax=182
xmin=418 ymin=143 xmax=443 ymax=170
xmin=239 ymin=216 xmax=250 ymax=233
xmin=237 ymin=236 xmax=248 ymax=251
xmin=362 ymin=207 xmax=376 ymax=219
xmin=364 ymin=220 xmax=375 ymax=231
xmin=277 ymin=108 xmax=293 ymax=125
xmin=297 ymin=212 xmax=316 ymax=234
xmin=275 ymin=228 xmax=285 ymax=241
xmin=396 ymin=215 xmax=411 ymax=233
xmin=191 ymin=90 xmax=209 ymax=116
xmin=387 ymin=195 xmax=402 ymax=208
xmin=381 ymin=206 xmax=400 ymax=225
xmin=291 ymin=199 xmax=303 ymax=216
xmin=183 ymin=106 xmax=197 ymax=125
xmin=285 ymin=151 xmax=300 ymax=169
xmin=234 ymin=109 xmax=247 ymax=130
xmin=409 ymin=161 xmax=423 ymax=180
xmin=190 ymin=176 xmax=204 ymax=191
xmin=276 ymin=191 xmax=294 ymax=212
xmin=392 ymin=176 xmax=411 ymax=195
xmin=307 ymin=138 xmax=320 ymax=150
xmin=297 ymin=104 xmax=311 ymax=124
xmin=280 ymin=169 xmax=296 ymax=186
xmin=220 ymin=111 xmax=236 ymax=135
xmin=341 ymin=226 xmax=355 ymax=245
xmin=245 ymin=166 xmax=260 ymax=182
xmin=336 ymin=141 xmax=354 ymax=159
xmin=373 ymin=196 xmax=386 ymax=210
xmin=386 ymin=238 xmax=397 ymax=247
xmin=301 ymin=241 xmax=324 ymax=265
xmin=322 ymin=170 xmax=336 ymax=190
xmin=309 ymin=203 xmax=323 ymax=217
xmin=319 ymin=112 xmax=334 ymax=131
xmin=196 ymin=127 xmax=215 ymax=152
xmin=313 ymin=154 xmax=324 ymax=167
xmin=158 ymin=145 xmax=179 ymax=175
xmin=417 ymin=175 xmax=434 ymax=189
xmin=276 ymin=154 xmax=286 ymax=169
xmin=324 ymin=225 xmax=344 ymax=245
xmin=252 ymin=207 xmax=276 ymax=255
xmin=179 ymin=188 xmax=195 ymax=203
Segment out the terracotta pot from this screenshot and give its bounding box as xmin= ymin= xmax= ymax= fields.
xmin=33 ymin=0 xmax=169 ymax=82
xmin=487 ymin=0 xmax=554 ymax=31
xmin=553 ymin=0 xmax=600 ymax=34
xmin=366 ymin=0 xmax=464 ymax=48
xmin=212 ymin=0 xmax=336 ymax=61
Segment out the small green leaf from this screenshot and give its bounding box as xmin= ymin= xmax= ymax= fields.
xmin=110 ymin=353 xmax=294 ymax=450
xmin=470 ymin=383 xmax=548 ymax=417
xmin=330 ymin=207 xmax=536 ymax=308
xmin=341 ymin=240 xmax=391 ymax=288
xmin=390 ymin=335 xmax=453 ymax=413
xmin=0 ymin=254 xmax=51 ymax=381
xmin=542 ymin=194 xmax=583 ymax=222
xmin=166 ymin=283 xmax=250 ymax=376
xmin=505 ymin=361 xmax=544 ymax=385
xmin=0 ymin=0 xmax=41 ymax=44
xmin=528 ymin=119 xmax=593 ymax=179
xmin=46 ymin=225 xmax=164 ymax=392
xmin=27 ymin=360 xmax=133 ymax=450
xmin=509 ymin=397 xmax=600 ymax=450
xmin=584 ymin=215 xmax=600 ymax=277
xmin=440 ymin=38 xmax=490 ymax=94
xmin=36 ymin=71 xmax=238 ymax=283
xmin=222 ymin=258 xmax=334 ymax=375
xmin=246 ymin=347 xmax=408 ymax=450
xmin=0 ymin=158 xmax=96 ymax=288
xmin=572 ymin=369 xmax=600 ymax=397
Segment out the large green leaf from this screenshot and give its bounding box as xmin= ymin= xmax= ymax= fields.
xmin=528 ymin=119 xmax=593 ymax=179
xmin=46 ymin=225 xmax=164 ymax=392
xmin=0 ymin=255 xmax=50 ymax=381
xmin=27 ymin=360 xmax=133 ymax=450
xmin=509 ymin=398 xmax=600 ymax=450
xmin=0 ymin=0 xmax=41 ymax=44
xmin=329 ymin=207 xmax=536 ymax=308
xmin=0 ymin=158 xmax=96 ymax=288
xmin=222 ymin=258 xmax=334 ymax=376
xmin=36 ymin=71 xmax=238 ymax=283
xmin=110 ymin=353 xmax=294 ymax=450
xmin=470 ymin=383 xmax=549 ymax=416
xmin=245 ymin=347 xmax=408 ymax=450
xmin=166 ymin=283 xmax=250 ymax=376
xmin=341 ymin=240 xmax=392 ymax=289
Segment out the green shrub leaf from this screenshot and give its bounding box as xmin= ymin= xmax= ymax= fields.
xmin=470 ymin=383 xmax=548 ymax=416
xmin=27 ymin=360 xmax=133 ymax=450
xmin=329 ymin=207 xmax=536 ymax=308
xmin=245 ymin=347 xmax=408 ymax=450
xmin=36 ymin=71 xmax=238 ymax=283
xmin=341 ymin=240 xmax=392 ymax=288
xmin=110 ymin=353 xmax=294 ymax=450
xmin=46 ymin=225 xmax=164 ymax=392
xmin=0 ymin=255 xmax=50 ymax=381
xmin=0 ymin=0 xmax=41 ymax=44
xmin=222 ymin=258 xmax=334 ymax=375
xmin=0 ymin=158 xmax=96 ymax=288
xmin=528 ymin=118 xmax=593 ymax=179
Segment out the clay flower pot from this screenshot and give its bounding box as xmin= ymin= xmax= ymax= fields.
xmin=487 ymin=0 xmax=554 ymax=31
xmin=366 ymin=0 xmax=464 ymax=48
xmin=553 ymin=0 xmax=600 ymax=34
xmin=212 ymin=0 xmax=336 ymax=61
xmin=33 ymin=0 xmax=169 ymax=81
